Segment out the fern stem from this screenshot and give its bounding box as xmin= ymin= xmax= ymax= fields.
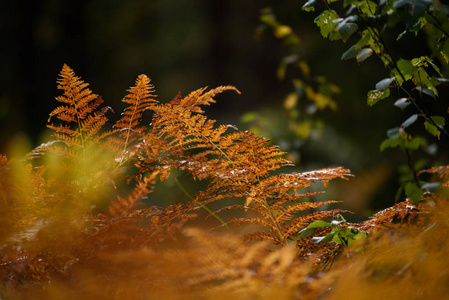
xmin=261 ymin=196 xmax=287 ymax=246
xmin=174 ymin=177 xmax=230 ymax=230
xmin=249 ymin=142 xmax=287 ymax=245
xmin=75 ymin=101 xmax=87 ymax=179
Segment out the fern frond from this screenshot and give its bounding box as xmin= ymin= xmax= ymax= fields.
xmin=275 ymin=200 xmax=342 ymax=221
xmin=419 ymin=165 xmax=449 ymax=187
xmin=355 ymin=199 xmax=431 ymax=234
xmin=244 ymin=231 xmax=281 ymax=243
xmin=109 ymin=171 xmax=160 ymax=217
xmin=177 ymin=85 xmax=240 ymax=113
xmin=113 ymin=74 xmax=157 ymax=161
xmin=47 ymin=65 xmax=111 ymax=155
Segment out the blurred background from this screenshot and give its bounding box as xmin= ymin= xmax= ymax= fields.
xmin=1 ymin=0 xmax=443 ymax=218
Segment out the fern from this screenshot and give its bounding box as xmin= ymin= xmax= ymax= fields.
xmin=48 ymin=64 xmax=111 ymax=154
xmin=141 ymin=83 xmax=352 ymax=248
xmin=4 ymin=64 xmax=449 ymax=299
xmin=43 ymin=65 xmax=351 ymax=254
xmin=111 ymin=74 xmax=157 ymax=164
xmin=1 ymin=64 xmax=359 ymax=298
xmin=46 ymin=64 xmax=115 ymax=190
xmin=419 ymin=165 xmax=449 ymax=188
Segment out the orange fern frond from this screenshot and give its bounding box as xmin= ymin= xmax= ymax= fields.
xmin=355 ymin=199 xmax=432 ymax=234
xmin=109 ymin=170 xmax=160 ymax=217
xmin=177 ymin=85 xmax=240 ymax=113
xmin=112 ymin=74 xmax=157 ymax=162
xmin=47 ymin=65 xmax=113 ymax=173
xmin=419 ymin=165 xmax=449 ymax=187
xmin=145 ymin=85 xmax=352 ymax=249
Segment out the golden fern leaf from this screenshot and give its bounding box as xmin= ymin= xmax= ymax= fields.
xmin=177 ymin=85 xmax=240 ymax=113
xmin=47 ymin=65 xmax=113 ymax=177
xmin=147 ymin=85 xmax=352 ymax=249
xmin=168 ymin=228 xmax=315 ymax=298
xmin=112 ymin=74 xmax=158 ymax=163
xmin=109 ymin=170 xmax=160 ymax=217
xmin=355 ymin=199 xmax=432 ymax=234
xmin=418 ymin=165 xmax=449 ymax=188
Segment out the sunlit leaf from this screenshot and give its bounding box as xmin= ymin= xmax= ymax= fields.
xmin=306 ymin=220 xmax=332 ymax=229
xmin=275 ymin=25 xmax=293 ymax=38
xmin=416 ymin=86 xmax=437 ymax=98
xmin=356 ymin=48 xmax=373 ymax=63
xmin=375 ymin=77 xmax=395 ymax=91
xmin=393 ymin=59 xmax=414 ymax=84
xmin=355 ymin=30 xmax=372 ymax=50
xmin=315 ymin=10 xmax=341 ymax=40
xmin=367 ymin=88 xmax=390 ymax=106
xmin=424 ymin=116 xmax=445 ymax=139
xmin=336 ymin=22 xmax=358 ymax=42
xmin=302 ymin=0 xmax=317 ymax=11
xmin=401 ymin=114 xmax=418 ymax=129
xmin=394 ymin=98 xmax=410 ymax=110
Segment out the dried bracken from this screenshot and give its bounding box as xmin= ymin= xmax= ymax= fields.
xmin=2 ymin=65 xmax=443 ymax=299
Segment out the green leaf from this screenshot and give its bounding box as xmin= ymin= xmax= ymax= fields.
xmin=359 ymin=0 xmax=378 ymax=15
xmin=394 ymin=98 xmax=410 ymax=110
xmin=401 ymin=114 xmax=418 ymax=129
xmin=439 ymin=39 xmax=449 ymax=64
xmin=367 ymin=88 xmax=390 ymax=106
xmin=352 ymin=231 xmax=367 ymax=242
xmin=424 ymin=116 xmax=445 ymax=139
xmin=336 ymin=22 xmax=358 ymax=42
xmin=380 ymin=138 xmax=402 ymax=151
xmin=375 ymin=77 xmax=395 ymax=90
xmin=425 ymin=9 xmax=449 ymax=34
xmin=298 ymin=227 xmax=315 ymax=238
xmin=298 ymin=219 xmax=332 ymax=238
xmin=312 ymin=236 xmax=327 ymax=243
xmin=315 ymin=10 xmax=341 ymax=40
xmin=387 ymin=127 xmax=401 ymax=139
xmin=355 ymin=30 xmax=372 ymax=50
xmin=395 ymin=59 xmax=415 ymax=85
xmin=393 ymin=0 xmax=433 ymax=28
xmin=332 ymin=234 xmax=345 ymax=245
xmin=432 ymin=116 xmax=445 ymax=127
xmin=356 ymin=48 xmax=373 ymax=63
xmin=305 ymin=220 xmax=332 ymax=229
xmin=416 ymin=86 xmax=437 ymax=98
xmin=404 ymin=182 xmax=424 ymax=204
xmin=341 ymin=45 xmax=358 ymax=60
xmin=404 ymin=136 xmax=427 ymax=150
xmin=302 ymin=0 xmax=317 ymax=11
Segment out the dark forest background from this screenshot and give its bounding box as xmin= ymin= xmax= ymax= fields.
xmin=1 ymin=0 xmax=437 ymax=216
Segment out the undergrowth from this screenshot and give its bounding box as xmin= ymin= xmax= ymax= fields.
xmin=0 ymin=65 xmax=448 ymax=299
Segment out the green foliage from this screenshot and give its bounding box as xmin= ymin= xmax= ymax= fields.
xmin=303 ymin=0 xmax=449 ymax=203
xmin=249 ymin=8 xmax=340 ymax=164
xmin=298 ymin=214 xmax=367 ymax=247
